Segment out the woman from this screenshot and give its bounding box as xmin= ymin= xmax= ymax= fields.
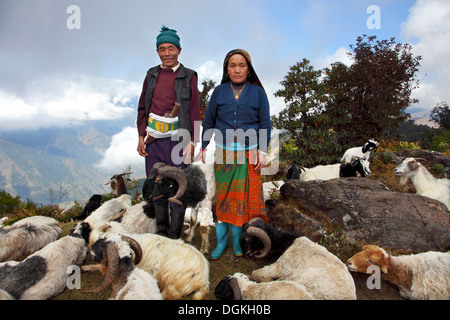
xmin=199 ymin=49 xmax=271 ymax=260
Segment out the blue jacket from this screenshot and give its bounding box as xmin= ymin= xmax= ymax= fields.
xmin=201 ymin=82 xmax=271 ymax=152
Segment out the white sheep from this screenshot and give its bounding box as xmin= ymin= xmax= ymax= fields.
xmin=215 ymin=272 xmax=314 ymax=300
xmin=0 ymin=216 xmax=61 ymax=262
xmin=347 ymin=245 xmax=450 ymax=300
xmin=86 ymin=221 xmax=210 ymax=300
xmin=0 ymin=222 xmax=90 ymax=300
xmin=116 ymin=201 xmax=157 ymax=234
xmin=341 ymin=138 xmax=379 ymax=163
xmin=84 ymin=194 xmax=132 ymax=229
xmin=394 ymin=157 xmax=450 ymax=209
xmin=251 ymin=236 xmax=357 ymax=300
xmin=84 ymin=234 xmax=162 ymax=300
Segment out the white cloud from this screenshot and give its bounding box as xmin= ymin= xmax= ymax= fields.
xmin=96 ymin=126 xmax=144 ymax=174
xmin=0 ymin=74 xmax=139 ymax=131
xmin=401 ymin=0 xmax=450 ymax=112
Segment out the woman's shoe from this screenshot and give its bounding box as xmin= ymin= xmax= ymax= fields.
xmin=210 ymin=222 xmax=229 ymax=260
xmin=230 ymin=224 xmax=243 ymax=256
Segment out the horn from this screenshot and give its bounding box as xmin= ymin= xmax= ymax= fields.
xmin=245 ymin=226 xmax=272 ymax=259
xmin=84 ymin=242 xmax=119 ymax=293
xmin=157 ymin=166 xmax=187 ymax=206
xmin=246 ymin=217 xmax=265 ymax=226
xmin=120 ymin=235 xmax=143 ymax=265
xmin=109 ymin=208 xmax=126 ymax=221
xmin=229 ymin=277 xmax=242 ymax=300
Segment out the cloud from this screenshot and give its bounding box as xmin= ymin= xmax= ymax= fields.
xmin=401 ymin=0 xmax=450 ymax=112
xmin=96 ymin=126 xmax=144 ymax=174
xmin=0 ymin=74 xmax=139 ymax=131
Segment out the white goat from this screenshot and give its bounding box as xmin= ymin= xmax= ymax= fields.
xmin=301 ymin=158 xmax=371 ymax=181
xmin=84 ymin=234 xmax=162 ymax=300
xmin=215 ymin=272 xmax=314 ymax=300
xmin=252 ymin=236 xmax=357 ymax=300
xmin=394 ymin=157 xmax=450 ymax=209
xmin=0 ymin=216 xmax=61 ymax=262
xmin=341 ymin=138 xmax=379 ymax=163
xmin=86 ymin=221 xmax=210 ymax=300
xmin=0 ymin=222 xmax=90 ymax=300
xmin=347 ymin=245 xmax=450 ymax=300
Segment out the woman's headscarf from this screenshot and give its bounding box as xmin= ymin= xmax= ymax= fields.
xmin=220 ymin=49 xmax=264 ymax=91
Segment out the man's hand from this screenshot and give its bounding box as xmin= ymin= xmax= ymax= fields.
xmin=183 ymin=143 xmax=195 ymax=165
xmin=137 ymin=136 xmax=148 ymax=157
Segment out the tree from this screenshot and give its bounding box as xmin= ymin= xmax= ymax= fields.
xmin=272 ymin=59 xmax=337 ymax=166
xmin=346 ymin=35 xmax=422 ymax=141
xmin=430 ymin=102 xmax=450 ymax=129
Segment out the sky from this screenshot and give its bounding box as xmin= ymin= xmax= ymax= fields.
xmin=0 ymin=0 xmax=449 ymax=173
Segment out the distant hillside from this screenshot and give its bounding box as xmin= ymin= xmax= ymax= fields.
xmin=0 ymin=125 xmax=115 ymax=204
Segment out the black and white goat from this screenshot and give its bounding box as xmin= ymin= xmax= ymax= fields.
xmin=301 ymin=157 xmax=371 ymax=181
xmin=341 ymin=138 xmax=379 ymax=163
xmin=241 ymin=217 xmax=301 ymax=261
xmin=0 ymin=222 xmax=91 ymax=300
xmin=84 ymin=234 xmax=162 ymax=300
xmin=0 ymin=216 xmax=61 ymax=262
xmin=143 ymin=161 xmax=216 ymax=253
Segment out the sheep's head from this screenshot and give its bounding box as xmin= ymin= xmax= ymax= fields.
xmin=394 ymin=158 xmax=424 ymax=184
xmin=350 ymin=157 xmax=372 ymax=177
xmin=346 ymin=245 xmax=389 ymax=274
xmin=241 ymin=218 xmax=272 ymax=259
xmin=362 ymin=139 xmax=379 ymax=153
xmin=84 ymin=235 xmax=143 ymax=294
xmin=107 ymin=172 xmax=132 ymax=197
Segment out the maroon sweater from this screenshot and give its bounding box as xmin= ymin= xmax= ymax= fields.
xmin=137 ymin=67 xmax=201 ymax=142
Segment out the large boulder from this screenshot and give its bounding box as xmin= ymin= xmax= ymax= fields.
xmin=273 ymin=178 xmax=449 ymax=252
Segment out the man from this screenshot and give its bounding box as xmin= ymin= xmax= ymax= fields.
xmin=137 ymin=26 xmax=201 ymax=239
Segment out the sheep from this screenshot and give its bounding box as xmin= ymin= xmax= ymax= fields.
xmin=84 ymin=234 xmax=162 ymax=300
xmin=143 ymin=161 xmax=216 ymax=253
xmin=341 ymin=138 xmax=379 ymax=163
xmin=83 ymin=193 xmax=132 ymax=229
xmin=394 ymin=157 xmax=450 ymax=209
xmin=263 ymin=164 xmax=304 ymax=200
xmin=241 ymin=217 xmax=301 ymax=261
xmin=86 ymin=221 xmax=210 ymax=300
xmin=0 ymin=216 xmax=61 ymax=262
xmin=347 ymin=245 xmax=450 ymax=300
xmin=251 ymin=236 xmax=357 ymax=300
xmin=0 ymin=222 xmax=91 ymax=300
xmin=301 ymin=157 xmax=371 ymax=181
xmin=215 ymin=272 xmax=314 ymax=300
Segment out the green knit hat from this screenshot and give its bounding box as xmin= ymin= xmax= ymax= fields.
xmin=156 ymin=26 xmax=180 ymax=48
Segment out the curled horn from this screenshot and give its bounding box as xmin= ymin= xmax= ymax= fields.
xmin=245 ymin=226 xmax=272 ymax=259
xmin=120 ymin=235 xmax=143 ymax=265
xmin=246 ymin=217 xmax=265 ymax=226
xmin=229 ymin=277 xmax=242 ymax=300
xmin=84 ymin=242 xmax=119 ymax=294
xmin=156 ymin=166 xmax=187 ymax=206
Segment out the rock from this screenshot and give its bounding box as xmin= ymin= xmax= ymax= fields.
xmin=275 ymin=178 xmax=449 ymax=252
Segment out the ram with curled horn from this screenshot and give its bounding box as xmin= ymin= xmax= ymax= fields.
xmin=241 ymin=217 xmax=302 ymax=261
xmin=83 ymin=235 xmax=163 ymax=300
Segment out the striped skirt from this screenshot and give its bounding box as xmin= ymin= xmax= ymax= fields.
xmin=214 ymin=147 xmax=267 ymax=227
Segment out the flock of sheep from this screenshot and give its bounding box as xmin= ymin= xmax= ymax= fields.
xmin=0 ymin=139 xmax=449 ymax=300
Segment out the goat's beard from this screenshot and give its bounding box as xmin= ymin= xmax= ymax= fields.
xmin=399 ymin=176 xmax=408 ymax=185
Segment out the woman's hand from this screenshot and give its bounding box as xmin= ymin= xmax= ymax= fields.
xmin=255 ymin=151 xmax=267 ymax=171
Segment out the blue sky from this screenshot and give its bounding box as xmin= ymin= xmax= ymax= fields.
xmin=0 ymin=0 xmax=449 ymax=172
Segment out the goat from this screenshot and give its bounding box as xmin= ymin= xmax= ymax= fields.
xmin=301 ymin=157 xmax=371 ymax=181
xmin=83 ymin=194 xmax=132 ymax=230
xmin=107 ymin=172 xmax=132 ymax=197
xmin=241 ymin=217 xmax=300 ymax=261
xmin=84 ymin=234 xmax=162 ymax=300
xmin=394 ymin=157 xmax=449 ymax=209
xmin=263 ymin=164 xmax=304 ymax=200
xmin=215 ymin=272 xmax=314 ymax=300
xmin=252 ymin=236 xmax=357 ymax=300
xmin=347 ymin=245 xmax=450 ymax=300
xmin=0 ymin=222 xmax=91 ymax=300
xmin=341 ymin=138 xmax=379 ymax=163
xmin=86 ymin=222 xmax=210 ymax=300
xmin=71 ymin=194 xmax=103 ymax=221
xmin=143 ymin=161 xmax=216 ymax=253
xmin=0 ymin=216 xmax=61 ymax=262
